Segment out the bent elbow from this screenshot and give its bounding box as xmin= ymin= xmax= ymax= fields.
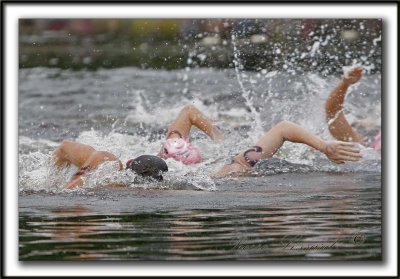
xmin=271 ymin=121 xmax=293 ymax=141
xmin=182 ymin=104 xmax=198 ymax=113
xmin=275 ymin=120 xmax=293 ymax=129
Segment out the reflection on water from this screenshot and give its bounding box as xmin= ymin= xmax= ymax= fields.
xmin=19 ymin=208 xmax=381 ymax=260
xmin=19 ymin=173 xmax=381 ymax=260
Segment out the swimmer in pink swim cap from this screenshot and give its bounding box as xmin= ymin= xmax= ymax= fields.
xmin=159 ymin=104 xmax=223 ymax=165
xmin=161 ymin=135 xmax=202 ymax=165
xmin=325 ymin=66 xmax=381 ymax=151
xmin=157 ymin=105 xmax=361 ymax=176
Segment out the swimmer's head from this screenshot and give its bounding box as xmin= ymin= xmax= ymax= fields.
xmin=160 ymin=138 xmax=202 ymax=165
xmin=126 ymin=155 xmax=168 ymax=181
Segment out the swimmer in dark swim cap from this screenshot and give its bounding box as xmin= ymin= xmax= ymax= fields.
xmin=52 ymin=140 xmax=168 ymax=189
xmin=52 ymin=104 xmax=222 ymax=189
xmin=126 ymin=155 xmax=168 ymax=182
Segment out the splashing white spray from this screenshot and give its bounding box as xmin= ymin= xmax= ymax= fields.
xmin=231 ymin=33 xmax=263 ymax=142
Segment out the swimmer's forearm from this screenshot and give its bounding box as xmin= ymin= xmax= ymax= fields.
xmin=66 ymin=176 xmax=84 ymax=189
xmin=325 ymin=80 xmax=350 ymax=119
xmin=278 ymin=121 xmax=327 ymax=152
xmin=253 ymin=121 xmax=327 ymax=159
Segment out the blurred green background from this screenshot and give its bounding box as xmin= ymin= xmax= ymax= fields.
xmin=19 ymin=19 xmax=381 ymax=74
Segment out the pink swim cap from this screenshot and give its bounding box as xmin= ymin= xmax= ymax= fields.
xmin=161 ymin=138 xmax=202 ymax=165
xmin=372 ymin=130 xmax=381 ymax=151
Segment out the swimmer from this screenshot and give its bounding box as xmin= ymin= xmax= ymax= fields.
xmin=52 ymin=141 xmax=168 ymax=189
xmin=53 ymin=104 xmax=222 ymax=189
xmin=212 ymin=120 xmax=362 ymax=177
xmin=53 ymin=105 xmax=361 ymax=188
xmin=159 ymin=104 xmax=223 ymax=164
xmin=325 ymin=66 xmax=381 ymax=151
xmin=154 ymin=104 xmax=361 ymax=176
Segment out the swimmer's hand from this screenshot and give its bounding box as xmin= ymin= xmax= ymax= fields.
xmin=66 ymin=176 xmax=84 ymax=189
xmin=211 ymin=127 xmax=224 ymax=142
xmin=342 ymin=66 xmax=363 ymax=85
xmin=324 ymin=141 xmax=362 ymax=164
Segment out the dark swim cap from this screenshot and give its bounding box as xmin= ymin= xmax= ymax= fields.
xmin=126 ymin=155 xmax=168 ymax=182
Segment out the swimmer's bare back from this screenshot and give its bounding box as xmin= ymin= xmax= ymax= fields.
xmin=52 ymin=140 xmax=123 ymax=189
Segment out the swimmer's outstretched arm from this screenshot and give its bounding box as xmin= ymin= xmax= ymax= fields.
xmin=165 ymin=104 xmax=223 ymax=141
xmin=325 ymin=66 xmax=364 ymax=144
xmin=213 ymin=121 xmax=362 ymax=177
xmin=52 ymin=140 xmax=122 ymax=189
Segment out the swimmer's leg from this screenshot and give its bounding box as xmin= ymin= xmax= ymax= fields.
xmin=166 ymin=104 xmax=223 ymax=140
xmin=325 ymin=67 xmax=364 ymax=143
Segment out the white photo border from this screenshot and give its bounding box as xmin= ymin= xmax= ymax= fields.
xmin=4 ymin=2 xmax=398 ymax=277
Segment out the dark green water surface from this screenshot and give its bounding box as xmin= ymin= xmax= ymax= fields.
xmin=19 ymin=173 xmax=381 ymax=260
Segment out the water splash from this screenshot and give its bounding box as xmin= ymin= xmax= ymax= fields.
xmin=18 ymin=67 xmax=381 ymax=194
xmin=231 ymin=33 xmax=264 ymax=142
xmin=19 ymin=131 xmax=219 ymax=193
